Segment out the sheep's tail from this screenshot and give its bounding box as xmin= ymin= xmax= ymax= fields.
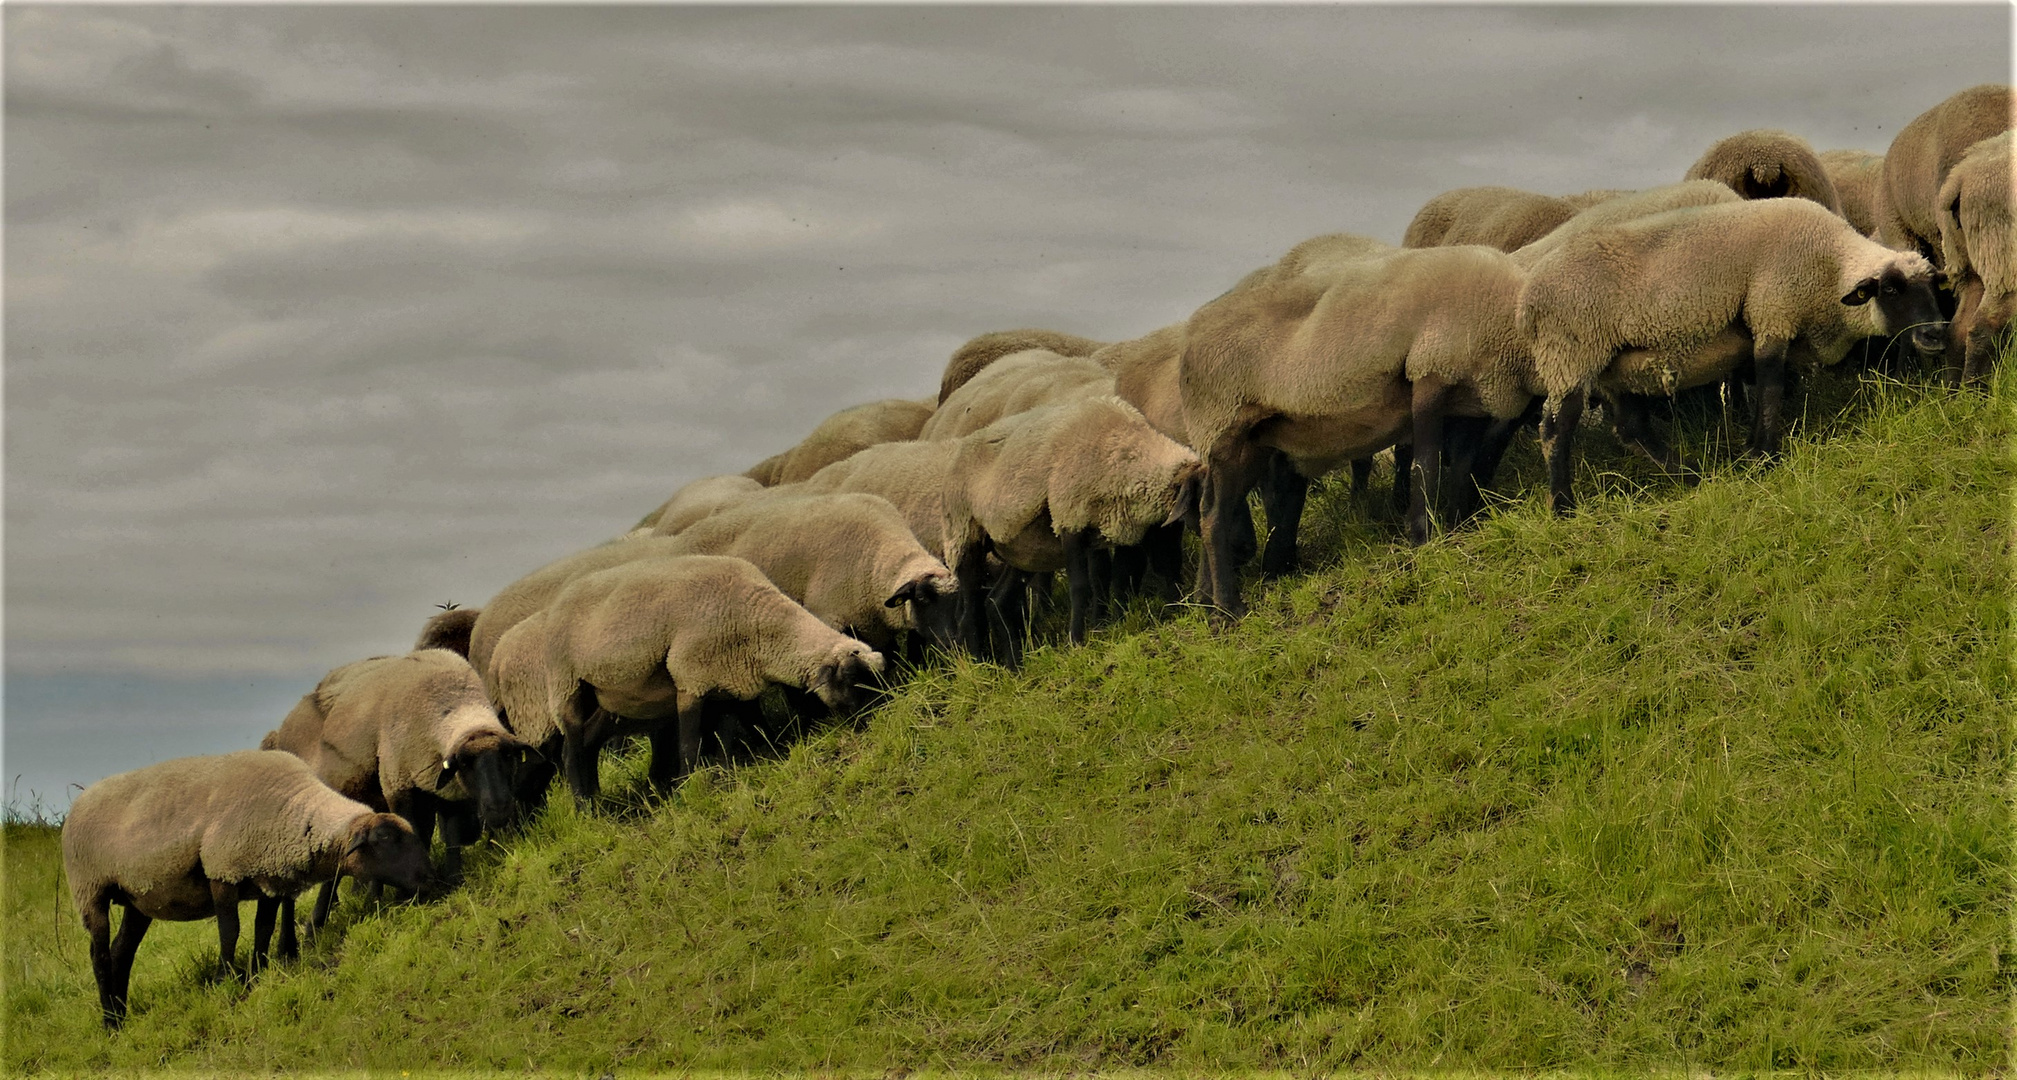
xmin=415 ymin=606 xmax=481 ymax=658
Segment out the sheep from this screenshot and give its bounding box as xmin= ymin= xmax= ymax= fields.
xmin=465 ymin=534 xmax=687 ymax=680
xmin=1683 ymin=129 xmax=1843 ymax=213
xmin=937 ymin=328 xmax=1108 ymax=405
xmin=1879 ymin=84 xmax=2015 ymax=264
xmin=62 ymin=749 xmax=430 ymax=1028
xmin=1563 ymin=188 xmax=1633 ymax=210
xmin=1818 ymin=149 xmax=1887 ymax=237
xmin=921 ymin=349 xmax=1116 ymax=441
xmin=1935 ymin=130 xmax=2014 ymax=384
xmin=743 ymin=397 xmax=937 ymax=488
xmin=500 ymin=554 xmax=885 ymax=802
xmin=414 ymin=604 xmax=479 ymax=658
xmin=1401 ymin=186 xmax=1580 ymax=252
xmin=1509 ymin=181 xmax=1742 ymax=269
xmin=1183 ymin=243 xmax=1549 ymax=615
xmin=635 ymin=474 xmax=766 ymax=535
xmin=261 ymin=648 xmax=529 ymax=929
xmin=1519 ymin=197 xmax=1948 ymax=515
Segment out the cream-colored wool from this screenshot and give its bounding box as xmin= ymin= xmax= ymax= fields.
xmin=413 ymin=606 xmax=480 ymax=658
xmin=1818 ymin=149 xmax=1887 ymax=237
xmin=1563 ymin=189 xmax=1633 ymax=210
xmin=920 ymin=350 xmax=1117 ymax=441
xmin=1181 ymin=243 xmax=1540 ymax=479
xmin=63 ymin=750 xmax=387 ymax=919
xmin=654 ymin=491 xmax=955 ymax=651
xmin=1936 ymin=131 xmax=2015 ymax=371
xmin=261 ymin=649 xmax=510 ymax=810
xmin=748 ymin=398 xmax=937 ymax=488
xmin=487 ymin=610 xmax=559 ymax=746
xmin=533 ymin=555 xmax=885 ymax=730
xmin=1510 ymin=181 xmax=1741 ymax=269
xmin=1880 ymin=84 xmax=2015 ymax=262
xmin=636 ymin=474 xmax=766 ymax=534
xmin=1519 ymin=198 xmax=1937 ymax=399
xmin=942 ymin=396 xmax=1203 ymax=574
xmin=1683 ymin=129 xmax=1843 ymax=213
xmin=791 ymin=440 xmax=963 ymax=555
xmin=1402 ymin=186 xmax=1580 ymax=252
xmin=937 ymin=328 xmax=1107 ymax=405
xmin=466 ymin=534 xmax=688 ymax=679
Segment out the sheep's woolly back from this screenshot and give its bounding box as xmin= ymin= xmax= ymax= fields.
xmin=1094 ymin=324 xmax=1191 ymax=445
xmin=466 ymin=534 xmax=689 ymax=679
xmin=542 ymin=555 xmax=882 ymax=716
xmin=1936 ymin=131 xmax=2014 ymax=299
xmin=661 ymin=491 xmax=953 ymax=649
xmin=1563 ymin=189 xmax=1632 ymax=210
xmin=1880 ymin=84 xmax=2015 ymax=261
xmin=794 ymin=440 xmax=962 ymax=557
xmin=938 ymin=329 xmax=1107 ymax=405
xmin=63 ymin=750 xmax=370 ymax=915
xmin=271 ymin=651 xmax=508 ymax=808
xmin=1511 ymin=181 xmax=1741 ymax=269
xmin=637 ymin=474 xmax=766 ymax=533
xmin=1819 ymin=149 xmax=1887 ymax=237
xmin=768 ymin=398 xmax=935 ymax=486
xmin=1402 ymin=186 xmax=1578 ymax=252
xmin=921 ymin=350 xmax=1116 ymax=441
xmin=1684 ymin=129 xmax=1843 ymax=213
xmin=488 ymin=610 xmax=559 ymax=747
xmin=942 ymin=396 xmax=1202 ymax=568
xmin=1180 ymin=244 xmax=1535 ymax=476
xmin=413 ymin=606 xmax=480 ymax=658
xmin=1519 ymin=198 xmax=1934 ymax=398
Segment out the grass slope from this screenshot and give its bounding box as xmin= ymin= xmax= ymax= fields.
xmin=6 ymin=371 xmax=2011 ymax=1074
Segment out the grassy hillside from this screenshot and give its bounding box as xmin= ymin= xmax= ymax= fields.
xmin=6 ymin=368 xmax=2010 ymax=1074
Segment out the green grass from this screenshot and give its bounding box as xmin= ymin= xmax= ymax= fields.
xmin=6 ymin=363 xmax=2012 ymax=1075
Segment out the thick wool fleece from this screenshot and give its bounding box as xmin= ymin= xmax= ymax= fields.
xmin=488 ymin=610 xmax=559 ymax=746
xmin=262 ymin=650 xmax=507 ymax=808
xmin=466 ymin=534 xmax=689 ymax=678
xmin=1181 ymin=243 xmax=1538 ymax=478
xmin=757 ymin=398 xmax=936 ymax=487
xmin=942 ymin=396 xmax=1202 ymax=572
xmin=637 ymin=474 xmax=765 ymax=533
xmin=539 ymin=555 xmax=883 ymax=723
xmin=1510 ymin=181 xmax=1741 ymax=269
xmin=1519 ymin=198 xmax=1936 ymax=398
xmin=1402 ymin=186 xmax=1580 ymax=252
xmin=64 ymin=750 xmax=374 ymax=918
xmin=1880 ymin=84 xmax=2015 ymax=262
xmin=660 ymin=491 xmax=954 ymax=650
xmin=921 ymin=351 xmax=1116 ymax=441
xmin=1683 ymin=129 xmax=1844 ymax=213
xmin=938 ymin=329 xmax=1108 ymax=405
xmin=792 ymin=440 xmax=963 ymax=556
xmin=1819 ymin=149 xmax=1887 ymax=237
xmin=1938 ymin=131 xmax=2014 ymax=302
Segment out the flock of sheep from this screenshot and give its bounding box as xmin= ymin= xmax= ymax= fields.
xmin=61 ymin=83 xmax=2011 ymax=1032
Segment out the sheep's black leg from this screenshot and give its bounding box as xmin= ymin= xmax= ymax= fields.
xmin=1962 ymin=291 xmax=2010 ymax=386
xmin=1749 ymin=338 xmax=1789 ymax=458
xmin=1608 ymin=392 xmax=1683 ymax=474
xmin=1087 ymin=548 xmax=1112 ymax=622
xmin=1389 ymin=443 xmax=1414 ymax=516
xmin=1440 ymin=413 xmax=1488 ymax=524
xmin=1258 ymin=452 xmax=1308 ymax=578
xmin=389 ymin=791 xmax=434 ymax=900
xmin=277 ymin=895 xmax=299 ymax=961
xmin=84 ymin=894 xmax=121 ymax=1028
xmin=1143 ymin=521 xmax=1185 ymax=602
xmin=952 ymin=544 xmax=990 ymax=657
xmin=1201 ymin=428 xmax=1269 ymax=618
xmin=986 ymin=567 xmax=1032 ymax=667
xmin=1349 ymin=457 xmax=1374 ymax=501
xmin=1541 ymin=388 xmax=1586 ymax=516
xmin=1459 ymin=407 xmax=1532 ymax=525
xmin=646 ymin=723 xmax=682 ymax=795
xmin=514 ymin=738 xmax=560 ymax=817
xmin=561 ymin=685 xmax=605 ymax=805
xmin=210 ymin=880 xmax=243 ymax=982
xmin=309 ymin=878 xmax=337 ymax=932
xmin=1062 ymin=529 xmax=1095 ymax=645
xmin=251 ymin=894 xmax=279 ymax=976
xmin=438 ymin=804 xmax=467 ymax=883
xmin=1109 ymin=542 xmax=1148 ymax=604
xmin=674 ymin=694 xmax=708 ymax=785
xmin=1407 ymin=379 xmax=1451 ymax=546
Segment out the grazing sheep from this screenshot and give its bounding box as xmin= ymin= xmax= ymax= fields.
xmin=517 ymin=555 xmax=885 ymax=801
xmin=744 ymin=398 xmax=937 ymax=487
xmin=62 ymin=750 xmax=430 ymax=1028
xmin=1520 ymin=197 xmax=1947 ymax=514
xmin=1818 ymin=149 xmax=1887 ymax=237
xmin=1683 ymin=129 xmax=1843 ymax=213
xmin=466 ymin=534 xmax=686 ymax=679
xmin=938 ymin=328 xmax=1108 ymax=405
xmin=414 ymin=605 xmax=479 ymax=658
xmin=1510 ymin=181 xmax=1742 ymax=269
xmin=1402 ymin=186 xmax=1579 ymax=252
xmin=1182 ymin=243 xmax=1542 ymax=616
xmin=261 ymin=649 xmax=528 ymax=928
xmin=921 ymin=349 xmax=1117 ymax=441
xmin=1936 ymin=130 xmax=2015 ymax=383
xmin=1879 ymin=84 xmax=2015 ymax=263
xmin=636 ymin=474 xmax=766 ymax=534
xmin=792 ymin=440 xmax=961 ymax=558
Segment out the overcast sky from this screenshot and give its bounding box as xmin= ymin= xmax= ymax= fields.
xmin=4 ymin=3 xmax=2011 ymax=806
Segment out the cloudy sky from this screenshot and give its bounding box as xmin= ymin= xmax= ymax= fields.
xmin=5 ymin=3 xmax=2011 ymax=809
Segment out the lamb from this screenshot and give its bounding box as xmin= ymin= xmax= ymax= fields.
xmin=1181 ymin=243 xmax=1544 ymax=616
xmin=634 ymin=474 xmax=766 ymax=534
xmin=920 ymin=349 xmax=1116 ymax=441
xmin=937 ymin=328 xmax=1108 ymax=405
xmin=1519 ymin=197 xmax=1947 ymax=515
xmin=1818 ymin=149 xmax=1887 ymax=237
xmin=498 ymin=554 xmax=885 ymax=802
xmin=1401 ymin=186 xmax=1580 ymax=252
xmin=62 ymin=750 xmax=430 ymax=1028
xmin=261 ymin=649 xmax=529 ymax=929
xmin=742 ymin=397 xmax=937 ymax=487
xmin=1935 ymin=130 xmax=2014 ymax=384
xmin=1879 ymin=84 xmax=2015 ymax=264
xmin=1683 ymin=129 xmax=1843 ymax=213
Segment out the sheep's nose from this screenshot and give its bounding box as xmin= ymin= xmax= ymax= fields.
xmin=1911 ymin=325 xmax=1948 ymax=355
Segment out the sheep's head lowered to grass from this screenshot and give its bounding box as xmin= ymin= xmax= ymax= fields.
xmin=436 ymin=728 xmax=533 ymax=833
xmin=886 ymin=569 xmax=960 ymax=653
xmin=805 ymin=639 xmax=886 ymax=716
xmin=340 ymin=813 xmax=432 ymax=894
xmin=1840 ymin=249 xmax=1946 ymax=363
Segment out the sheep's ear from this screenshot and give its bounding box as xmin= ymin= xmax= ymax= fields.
xmin=435 ymin=756 xmax=458 ymax=789
xmin=1164 ymin=468 xmax=1205 ymax=528
xmin=1841 ymin=276 xmax=1879 ymax=306
xmin=884 ymin=580 xmax=918 ymax=608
